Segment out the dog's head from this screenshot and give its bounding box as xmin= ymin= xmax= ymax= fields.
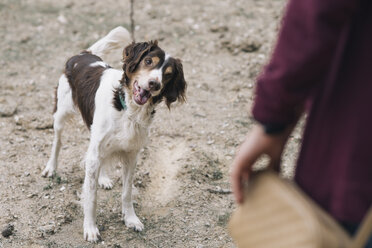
xmin=121 ymin=40 xmax=186 ymax=107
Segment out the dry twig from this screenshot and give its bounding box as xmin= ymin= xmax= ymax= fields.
xmin=130 ymin=0 xmax=135 ymax=42
xmin=207 ymin=187 xmax=232 ymax=195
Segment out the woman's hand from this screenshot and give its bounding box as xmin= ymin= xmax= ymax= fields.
xmin=231 ymin=124 xmax=291 ymax=204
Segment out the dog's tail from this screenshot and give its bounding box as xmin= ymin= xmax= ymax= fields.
xmin=87 ymin=26 xmax=131 ymax=57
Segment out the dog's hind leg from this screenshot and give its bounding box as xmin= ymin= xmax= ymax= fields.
xmin=42 ymin=75 xmax=74 ymax=177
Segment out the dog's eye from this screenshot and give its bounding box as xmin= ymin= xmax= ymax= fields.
xmin=145 ymin=58 xmax=152 ymax=65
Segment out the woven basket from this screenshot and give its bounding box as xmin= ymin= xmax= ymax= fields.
xmin=228 ymin=170 xmax=372 ymax=248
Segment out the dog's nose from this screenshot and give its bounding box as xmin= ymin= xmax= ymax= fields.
xmin=148 ymin=80 xmax=161 ymax=91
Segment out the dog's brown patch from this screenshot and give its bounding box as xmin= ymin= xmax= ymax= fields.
xmin=164 ymin=66 xmax=172 ymax=75
xmin=65 ymin=51 xmax=108 ymax=128
xmin=151 ymin=56 xmax=160 ymax=67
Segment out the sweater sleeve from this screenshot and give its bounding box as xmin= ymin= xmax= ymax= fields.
xmin=252 ymin=0 xmax=359 ymax=125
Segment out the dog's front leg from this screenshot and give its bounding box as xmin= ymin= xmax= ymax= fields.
xmin=83 ymin=147 xmax=101 ymax=242
xmin=121 ymin=151 xmax=144 ymax=231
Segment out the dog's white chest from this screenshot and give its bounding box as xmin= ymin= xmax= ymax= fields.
xmin=102 ymin=112 xmax=149 ymax=153
xmin=117 ymin=121 xmax=148 ymax=151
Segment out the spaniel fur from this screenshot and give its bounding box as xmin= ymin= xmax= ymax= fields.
xmin=42 ymin=26 xmax=187 ymax=242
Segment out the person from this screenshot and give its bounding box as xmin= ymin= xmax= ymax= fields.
xmin=230 ymin=0 xmax=372 ymax=244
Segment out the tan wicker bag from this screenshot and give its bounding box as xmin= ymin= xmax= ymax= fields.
xmin=228 ymin=170 xmax=372 ymax=248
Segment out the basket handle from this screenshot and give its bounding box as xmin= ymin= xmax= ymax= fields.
xmin=350 ymin=206 xmax=372 ymax=248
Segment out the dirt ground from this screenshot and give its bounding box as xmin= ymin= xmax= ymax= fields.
xmin=0 ymin=0 xmax=303 ymax=247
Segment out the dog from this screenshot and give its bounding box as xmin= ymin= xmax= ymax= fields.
xmin=42 ymin=26 xmax=187 ymax=242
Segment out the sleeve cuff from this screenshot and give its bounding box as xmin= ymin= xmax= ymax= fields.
xmin=261 ymin=122 xmax=287 ymax=135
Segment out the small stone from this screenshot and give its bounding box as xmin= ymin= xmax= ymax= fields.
xmin=57 ymin=14 xmax=67 ymax=24
xmin=14 ymin=115 xmax=20 ymax=124
xmin=56 ymin=215 xmax=64 ymax=220
xmin=34 ymin=120 xmax=53 ymax=130
xmin=238 ymin=40 xmax=261 ymax=53
xmin=98 ymin=225 xmax=105 ymax=232
xmin=210 ymin=25 xmax=228 ymax=33
xmin=20 ymin=35 xmax=31 ymax=43
xmin=2 ymin=224 xmax=14 ymax=237
xmin=0 ymin=100 xmax=17 ymax=117
xmin=27 ymin=193 xmax=37 ymax=198
xmin=39 ymin=224 xmax=55 ymax=235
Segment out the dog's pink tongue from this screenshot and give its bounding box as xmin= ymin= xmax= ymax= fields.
xmin=138 ymin=89 xmax=150 ymax=104
xmin=140 ymin=89 xmax=148 ymax=98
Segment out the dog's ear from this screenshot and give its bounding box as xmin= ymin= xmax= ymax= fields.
xmin=123 ymin=40 xmax=158 ymax=74
xmin=163 ymin=58 xmax=187 ymax=108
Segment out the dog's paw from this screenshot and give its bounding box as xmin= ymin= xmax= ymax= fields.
xmin=41 ymin=166 xmax=55 ymax=178
xmin=84 ymin=224 xmax=101 ymax=243
xmin=98 ymin=176 xmax=114 ymax=190
xmin=124 ymin=215 xmax=144 ymax=232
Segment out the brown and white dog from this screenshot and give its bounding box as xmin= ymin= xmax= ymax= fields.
xmin=42 ymin=27 xmax=186 ymax=242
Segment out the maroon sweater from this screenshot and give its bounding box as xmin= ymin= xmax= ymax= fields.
xmin=252 ymin=0 xmax=372 ymax=223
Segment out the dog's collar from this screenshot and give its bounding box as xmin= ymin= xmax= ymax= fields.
xmin=119 ymin=85 xmax=127 ymax=110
